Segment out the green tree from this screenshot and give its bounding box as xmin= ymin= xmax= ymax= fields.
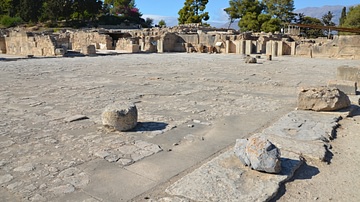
xmin=339 ymin=7 xmax=346 ymax=26
xmin=342 ymin=5 xmax=360 ymax=28
xmin=322 ymin=11 xmax=335 ymax=26
xmin=260 ymin=14 xmax=281 ymax=32
xmin=239 ymin=12 xmax=259 ymax=31
xmin=178 ymin=0 xmax=210 ymax=24
xmin=224 ymin=0 xmax=263 ymax=31
xmin=321 ymin=11 xmax=335 ymax=38
xmin=143 ymin=17 xmax=153 ymax=27
xmin=42 ymin=0 xmax=65 ymax=22
xmin=224 ymin=0 xmax=264 ymax=29
xmin=0 ymin=0 xmax=11 ymax=15
xmin=302 ymin=16 xmax=324 ymax=38
xmin=294 ymin=12 xmax=305 ymax=24
xmin=223 ymin=0 xmax=240 ymax=29
xmin=158 ymin=19 xmax=166 ymax=27
xmin=20 ymin=0 xmax=44 ymax=22
xmin=263 ymin=0 xmax=295 ymax=24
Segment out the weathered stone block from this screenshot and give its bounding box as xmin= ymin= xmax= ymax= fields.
xmin=234 ymin=135 xmax=281 ymax=173
xmin=81 ymin=45 xmax=96 ymax=55
xmin=327 ymin=80 xmax=357 ymax=95
xmin=297 ymin=87 xmax=351 ymax=111
xmin=102 ymin=102 xmax=138 ymax=131
xmin=337 ymin=66 xmax=360 ymax=83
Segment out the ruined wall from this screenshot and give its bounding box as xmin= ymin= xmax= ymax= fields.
xmin=55 ymin=32 xmax=71 ymax=50
xmin=178 ymin=33 xmax=198 ymax=47
xmin=5 ymin=30 xmax=57 ymax=56
xmin=70 ymin=31 xmax=113 ymax=51
xmin=296 ymin=35 xmax=360 ymax=59
xmin=115 ymin=38 xmax=140 ymax=53
xmin=160 ymin=33 xmax=185 ymax=52
xmin=0 ymin=36 xmax=6 ymax=53
xmin=140 ymin=36 xmax=159 ymax=52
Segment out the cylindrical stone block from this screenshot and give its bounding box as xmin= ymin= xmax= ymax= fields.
xmin=102 ymin=102 xmax=138 ymax=131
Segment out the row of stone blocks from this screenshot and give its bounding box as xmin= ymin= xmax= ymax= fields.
xmin=234 ymin=86 xmax=352 ymax=174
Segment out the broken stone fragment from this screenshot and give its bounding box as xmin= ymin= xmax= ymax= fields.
xmin=102 ymin=102 xmax=138 ymax=131
xmin=234 ymin=135 xmax=281 ymax=173
xmin=245 ymin=56 xmax=257 ymax=64
xmin=297 ymin=87 xmax=351 ymax=111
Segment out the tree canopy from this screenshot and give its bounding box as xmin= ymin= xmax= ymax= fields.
xmin=342 ymin=5 xmax=360 ymax=28
xmin=301 ymin=16 xmax=324 ymax=38
xmin=224 ymin=0 xmax=295 ymax=32
xmin=0 ymin=0 xmax=152 ymax=28
xmin=178 ymin=0 xmax=209 ymax=25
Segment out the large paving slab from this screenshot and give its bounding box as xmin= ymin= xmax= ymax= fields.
xmin=147 ymin=109 xmax=346 ymax=202
xmin=1 ymin=53 xmax=359 ymax=201
xmin=164 ymin=150 xmax=302 ymax=201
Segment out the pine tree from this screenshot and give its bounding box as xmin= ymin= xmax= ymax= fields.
xmin=178 ymin=0 xmax=209 ymax=25
xmin=339 ymin=7 xmax=347 ymax=26
xmin=158 ymin=19 xmax=166 ymax=27
xmin=342 ymin=5 xmax=360 ymax=28
xmin=263 ymin=0 xmax=295 ymax=23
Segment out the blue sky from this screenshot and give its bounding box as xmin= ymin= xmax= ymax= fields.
xmin=135 ymin=0 xmax=359 ymax=26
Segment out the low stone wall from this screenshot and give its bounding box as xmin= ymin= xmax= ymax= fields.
xmin=70 ymin=31 xmax=113 ymax=51
xmin=296 ymin=35 xmax=360 ymax=59
xmin=5 ymin=30 xmax=57 ymax=56
xmin=115 ymin=38 xmax=140 ymax=53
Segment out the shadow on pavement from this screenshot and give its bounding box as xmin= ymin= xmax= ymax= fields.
xmin=132 ymin=122 xmax=168 ymax=132
xmin=270 ymin=161 xmax=320 ymax=201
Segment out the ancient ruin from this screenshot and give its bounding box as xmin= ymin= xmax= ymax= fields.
xmin=1 ymin=22 xmax=360 ymax=202
xmin=1 ymin=24 xmax=359 ymax=59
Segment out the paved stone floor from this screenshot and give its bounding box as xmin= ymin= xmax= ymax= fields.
xmin=0 ymin=53 xmax=359 ymax=201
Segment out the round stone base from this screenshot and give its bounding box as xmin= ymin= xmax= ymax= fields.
xmin=102 ymin=102 xmax=138 ymax=131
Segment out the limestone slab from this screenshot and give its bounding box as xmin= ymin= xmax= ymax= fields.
xmin=165 ymin=150 xmax=302 ymax=201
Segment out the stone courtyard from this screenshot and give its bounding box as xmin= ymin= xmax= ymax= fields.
xmin=0 ymin=53 xmax=359 ymax=201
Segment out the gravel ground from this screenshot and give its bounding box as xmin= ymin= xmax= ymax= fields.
xmin=0 ymin=53 xmax=359 ymax=201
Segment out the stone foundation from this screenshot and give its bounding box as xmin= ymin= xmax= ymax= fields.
xmin=1 ymin=26 xmax=359 ymax=59
xmin=5 ymin=30 xmax=58 ymax=56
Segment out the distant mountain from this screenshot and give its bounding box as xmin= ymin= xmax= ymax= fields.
xmin=295 ymin=5 xmax=358 ymax=25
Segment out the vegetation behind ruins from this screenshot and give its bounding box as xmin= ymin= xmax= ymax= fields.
xmin=224 ymin=0 xmax=359 ymax=37
xmin=0 ymin=0 xmax=153 ymax=28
